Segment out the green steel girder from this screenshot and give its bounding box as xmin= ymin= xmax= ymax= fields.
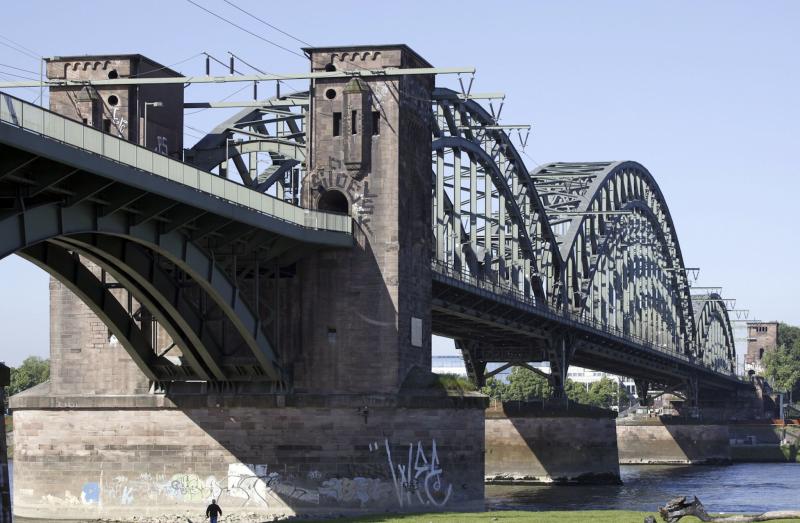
xmin=53 ymin=236 xmax=226 ymax=381
xmin=0 ymin=202 xmax=286 ymax=383
xmin=18 ymin=242 xmax=167 ymax=381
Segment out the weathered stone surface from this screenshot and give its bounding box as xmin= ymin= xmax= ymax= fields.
xmin=617 ymin=420 xmax=731 ymax=464
xmin=13 ymin=396 xmax=485 ymax=520
xmin=485 ymin=407 xmax=621 ymax=485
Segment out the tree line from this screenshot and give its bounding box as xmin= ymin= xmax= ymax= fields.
xmin=480 ymin=366 xmax=630 ymax=410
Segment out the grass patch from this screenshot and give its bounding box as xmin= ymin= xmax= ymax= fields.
xmin=293 ymin=512 xmax=800 ymax=523
xmin=435 ymin=373 xmax=476 ymax=394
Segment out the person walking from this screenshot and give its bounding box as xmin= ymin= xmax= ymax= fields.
xmin=205 ymin=499 xmax=222 ymax=523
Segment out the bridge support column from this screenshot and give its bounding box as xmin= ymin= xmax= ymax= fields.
xmin=547 ymin=336 xmax=572 ymax=400
xmin=635 ymin=379 xmax=650 ymax=406
xmin=457 ymin=339 xmax=487 ymax=388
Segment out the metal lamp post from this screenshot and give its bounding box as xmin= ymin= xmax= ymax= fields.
xmin=143 ymin=101 xmax=163 ymax=148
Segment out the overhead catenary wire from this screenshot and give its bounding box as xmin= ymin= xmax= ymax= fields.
xmin=0 ymin=33 xmax=41 ymax=59
xmin=0 ymin=63 xmax=39 ymax=76
xmin=221 ymin=0 xmax=312 ymax=47
xmin=185 ymin=0 xmax=307 ymax=60
xmin=129 ymin=52 xmax=205 ymax=78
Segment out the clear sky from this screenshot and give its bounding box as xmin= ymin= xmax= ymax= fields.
xmin=0 ymin=1 xmax=797 ymax=367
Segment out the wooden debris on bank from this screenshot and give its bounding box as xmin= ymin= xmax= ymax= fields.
xmin=658 ymin=495 xmax=800 ymax=523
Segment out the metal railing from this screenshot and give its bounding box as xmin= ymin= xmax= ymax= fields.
xmin=431 ymin=259 xmax=735 ymax=377
xmin=0 ymin=92 xmax=352 ymax=235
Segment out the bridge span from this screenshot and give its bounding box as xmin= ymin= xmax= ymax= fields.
xmin=0 ymin=45 xmax=751 ymax=519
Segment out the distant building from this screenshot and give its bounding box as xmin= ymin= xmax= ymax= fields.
xmin=745 ymin=321 xmax=779 ymax=374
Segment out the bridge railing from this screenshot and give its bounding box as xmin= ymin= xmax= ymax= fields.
xmin=0 ymin=92 xmax=352 ymax=235
xmin=431 ymin=259 xmax=734 ymax=376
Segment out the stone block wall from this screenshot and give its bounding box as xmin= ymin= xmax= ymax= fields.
xmin=49 ymin=271 xmax=151 ymax=396
xmin=12 ymin=395 xmax=485 ymax=520
xmin=616 ymin=420 xmax=731 ymax=464
xmin=485 ymin=411 xmax=620 ymax=484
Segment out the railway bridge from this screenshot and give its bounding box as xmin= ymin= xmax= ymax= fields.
xmin=0 ymin=45 xmax=746 ymax=519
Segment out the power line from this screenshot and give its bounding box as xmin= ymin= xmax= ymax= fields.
xmin=130 ymin=52 xmax=204 ymax=78
xmin=0 ymin=63 xmax=39 ymax=76
xmin=221 ymin=0 xmax=312 ymax=47
xmin=0 ymin=40 xmax=39 ymax=62
xmin=185 ymin=82 xmax=251 ymax=115
xmin=0 ymin=33 xmax=40 ymax=59
xmin=0 ymin=69 xmax=38 ymax=81
xmin=185 ymin=0 xmax=306 ymax=59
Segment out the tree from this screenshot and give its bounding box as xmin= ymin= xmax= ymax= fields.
xmin=480 ymin=367 xmax=552 ymax=401
xmin=480 ymin=376 xmax=509 ymax=401
xmin=565 ymin=379 xmax=591 ymax=405
xmin=504 ymin=367 xmax=552 ymax=400
xmin=7 ymin=357 xmax=50 ymax=396
xmin=587 ymin=377 xmax=629 ymax=409
xmin=763 ymin=343 xmax=800 ymax=395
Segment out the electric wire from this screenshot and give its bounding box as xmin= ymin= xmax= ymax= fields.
xmin=185 ymin=83 xmax=251 ymax=115
xmin=0 ymin=69 xmax=39 ymax=81
xmin=0 ymin=33 xmax=40 ymax=58
xmin=221 ymin=0 xmax=312 ymax=47
xmin=0 ymin=63 xmax=39 ymax=76
xmin=185 ymin=0 xmax=306 ymax=59
xmin=130 ymin=52 xmax=205 ymax=78
xmin=0 ymin=40 xmax=40 ymax=62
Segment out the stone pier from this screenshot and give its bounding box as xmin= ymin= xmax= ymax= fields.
xmin=11 ymin=390 xmax=485 ymax=520
xmin=485 ymin=402 xmax=621 ymax=484
xmin=616 ymin=418 xmax=731 ymax=464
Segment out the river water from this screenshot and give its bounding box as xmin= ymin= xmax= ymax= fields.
xmin=487 ymin=463 xmax=800 ymax=514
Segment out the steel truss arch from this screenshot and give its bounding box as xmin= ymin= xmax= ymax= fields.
xmin=431 ymin=88 xmax=562 ymax=302
xmin=0 ymin=202 xmax=285 ymax=383
xmin=693 ymin=293 xmax=736 ymax=373
xmin=532 ymin=161 xmax=696 ymax=356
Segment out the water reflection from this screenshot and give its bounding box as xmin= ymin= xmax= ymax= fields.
xmin=486 ymin=464 xmax=800 ymax=514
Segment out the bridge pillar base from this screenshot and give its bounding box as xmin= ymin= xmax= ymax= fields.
xmin=616 ymin=418 xmax=731 ymax=465
xmin=485 ymin=402 xmax=621 ymax=485
xmin=10 ymin=390 xmax=486 ymax=520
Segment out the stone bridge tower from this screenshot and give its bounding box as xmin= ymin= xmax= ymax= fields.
xmin=297 ymin=45 xmax=434 ymax=393
xmin=9 ymin=47 xmax=486 ymax=520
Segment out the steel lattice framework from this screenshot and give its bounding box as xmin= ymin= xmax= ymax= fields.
xmin=0 ymin=79 xmax=739 ymax=394
xmin=185 ymin=86 xmax=737 ymax=389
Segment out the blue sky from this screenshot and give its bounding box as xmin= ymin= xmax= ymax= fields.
xmin=0 ymin=1 xmax=797 ymax=366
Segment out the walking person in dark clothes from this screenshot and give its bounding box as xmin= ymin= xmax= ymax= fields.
xmin=205 ymin=499 xmax=222 ymax=523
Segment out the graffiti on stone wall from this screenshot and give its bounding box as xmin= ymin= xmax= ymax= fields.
xmin=39 ymin=439 xmax=452 ymax=509
xmin=310 ymin=168 xmax=377 ymax=235
xmin=371 ymin=438 xmax=452 ymax=507
xmin=110 ymin=107 xmax=128 ymax=137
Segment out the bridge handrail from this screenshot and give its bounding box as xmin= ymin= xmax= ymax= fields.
xmin=0 ymin=92 xmax=352 ymax=235
xmin=430 ymin=259 xmax=735 ymax=377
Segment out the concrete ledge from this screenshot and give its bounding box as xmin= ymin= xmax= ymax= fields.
xmin=10 ymin=391 xmax=489 ymax=410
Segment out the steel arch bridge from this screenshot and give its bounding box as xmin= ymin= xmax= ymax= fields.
xmin=0 ymin=74 xmax=739 ymax=400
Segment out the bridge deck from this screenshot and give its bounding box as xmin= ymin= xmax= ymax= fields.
xmin=0 ymin=92 xmax=352 ymax=244
xmin=431 ymin=262 xmax=745 ymax=391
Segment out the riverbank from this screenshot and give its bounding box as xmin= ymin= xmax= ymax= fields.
xmin=293 ymin=511 xmax=797 ymax=523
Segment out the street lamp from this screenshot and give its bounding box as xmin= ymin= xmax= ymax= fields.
xmin=143 ymin=101 xmax=163 ymax=148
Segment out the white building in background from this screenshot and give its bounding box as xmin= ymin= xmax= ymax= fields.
xmin=431 ymin=355 xmax=638 ymax=398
